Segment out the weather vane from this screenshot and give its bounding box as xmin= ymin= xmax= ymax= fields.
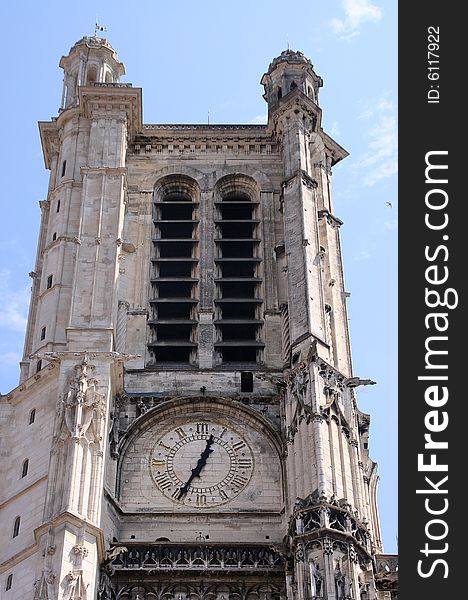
xmin=94 ymin=17 xmax=106 ymax=37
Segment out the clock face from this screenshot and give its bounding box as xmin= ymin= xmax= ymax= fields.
xmin=149 ymin=420 xmax=254 ymax=507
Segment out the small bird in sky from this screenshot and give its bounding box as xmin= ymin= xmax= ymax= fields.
xmin=386 ymin=201 xmax=393 ymax=208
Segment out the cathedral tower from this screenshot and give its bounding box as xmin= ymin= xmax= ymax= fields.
xmin=0 ymin=40 xmax=397 ymax=600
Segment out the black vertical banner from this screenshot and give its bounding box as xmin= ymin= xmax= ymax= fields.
xmin=399 ymin=3 xmax=463 ymax=598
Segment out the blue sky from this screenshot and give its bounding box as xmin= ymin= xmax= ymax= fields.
xmin=0 ymin=0 xmax=397 ymax=551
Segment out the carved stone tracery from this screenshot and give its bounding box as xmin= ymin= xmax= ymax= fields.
xmin=104 ymin=544 xmax=285 ymax=573
xmin=292 ymin=493 xmax=371 ymax=555
xmin=99 ymin=544 xmax=286 ymax=600
xmin=98 ymin=580 xmax=285 ymax=600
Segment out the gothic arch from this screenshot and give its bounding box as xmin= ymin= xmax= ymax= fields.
xmin=213 ymin=166 xmax=274 ymax=194
xmin=140 ymin=166 xmax=206 ymax=192
xmin=153 ymin=173 xmax=201 ymax=202
xmin=118 ymin=396 xmax=282 ymax=464
xmin=140 ymin=166 xmax=274 ymax=195
xmin=214 ymin=173 xmax=260 ymax=201
xmin=86 ymin=63 xmax=98 ymax=84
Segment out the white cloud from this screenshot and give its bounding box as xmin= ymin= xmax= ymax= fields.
xmin=0 ymin=350 xmax=22 ymax=366
xmin=377 ymin=96 xmax=393 ymax=111
xmin=0 ymin=269 xmax=30 ymax=333
xmin=357 ymin=108 xmax=374 ymax=120
xmin=249 ymin=114 xmax=267 ymax=124
xmin=353 ymin=93 xmax=397 ymax=187
xmin=330 ymin=0 xmax=383 ymax=38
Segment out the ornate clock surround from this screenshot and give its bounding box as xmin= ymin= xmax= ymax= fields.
xmin=116 ymin=396 xmax=284 ymax=512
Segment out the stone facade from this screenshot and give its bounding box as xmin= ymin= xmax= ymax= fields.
xmin=0 ymin=37 xmax=397 ymax=600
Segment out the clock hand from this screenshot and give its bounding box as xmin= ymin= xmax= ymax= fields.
xmin=178 ymin=434 xmax=215 ymax=499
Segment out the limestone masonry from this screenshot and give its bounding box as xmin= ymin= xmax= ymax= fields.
xmin=0 ymin=36 xmax=397 ymax=600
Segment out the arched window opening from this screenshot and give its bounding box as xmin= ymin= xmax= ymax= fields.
xmin=290 ymin=81 xmax=298 ymax=90
xmin=213 ymin=176 xmax=264 ymax=365
xmin=86 ymin=65 xmax=98 ymax=85
xmin=5 ymin=574 xmax=13 ymax=591
xmin=277 ymin=87 xmax=282 ymax=100
xmin=21 ymin=459 xmax=29 ymax=478
xmin=63 ymin=70 xmax=78 ymax=109
xmin=148 ymin=176 xmax=200 ymax=366
xmin=63 ymin=85 xmax=68 ymax=108
xmin=29 ymin=409 xmax=36 ymax=424
xmin=12 ymin=516 xmax=20 ymax=538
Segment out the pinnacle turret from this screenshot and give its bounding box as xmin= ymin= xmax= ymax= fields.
xmin=261 ymin=49 xmax=323 ymax=110
xmin=59 ymin=36 xmax=125 ymax=109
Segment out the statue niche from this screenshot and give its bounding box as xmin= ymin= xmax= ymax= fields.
xmin=63 ymin=355 xmax=106 ymax=445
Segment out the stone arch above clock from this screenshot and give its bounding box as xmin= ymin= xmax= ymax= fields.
xmin=117 ymin=398 xmax=284 ymax=513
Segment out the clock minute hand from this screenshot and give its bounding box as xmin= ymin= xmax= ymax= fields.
xmin=178 ymin=435 xmax=215 ymax=499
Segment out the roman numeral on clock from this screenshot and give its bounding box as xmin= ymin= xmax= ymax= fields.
xmin=231 ymin=474 xmax=248 ymax=488
xmin=174 ymin=427 xmax=186 ymax=439
xmin=238 ymin=458 xmax=252 ymax=469
xmin=154 ymin=473 xmax=173 ymax=490
xmin=197 ymin=494 xmax=207 ymax=506
xmin=196 ymin=423 xmax=209 ymax=434
xmin=151 ymin=458 xmax=166 ymax=468
xmin=219 ymin=489 xmax=229 ymax=500
xmin=232 ymin=440 xmax=246 ymax=451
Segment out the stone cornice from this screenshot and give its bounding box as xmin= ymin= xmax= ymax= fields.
xmin=281 ymin=170 xmax=318 ymax=191
xmin=133 ymin=125 xmax=276 ymax=146
xmin=294 ymin=527 xmax=372 ymax=562
xmin=38 ymin=120 xmax=60 ymax=170
xmin=47 ymin=179 xmax=83 ymax=198
xmin=60 ymin=36 xmax=125 ymax=75
xmin=0 ymin=540 xmax=39 ymax=573
xmin=320 ymin=130 xmax=349 ymax=165
xmin=30 ymin=350 xmax=142 ymax=365
xmin=79 ymin=85 xmax=142 ymax=139
xmin=270 ymin=89 xmax=322 ymax=130
xmin=43 ymin=235 xmax=81 ymax=254
xmin=80 ymin=166 xmax=127 ymax=176
xmin=4 ymin=362 xmax=58 ymax=404
xmin=143 ymin=124 xmax=268 ymax=131
xmin=318 ymin=208 xmax=344 ymax=227
xmin=33 ymin=510 xmax=106 ymax=561
xmin=104 ymin=486 xmax=284 ymax=518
